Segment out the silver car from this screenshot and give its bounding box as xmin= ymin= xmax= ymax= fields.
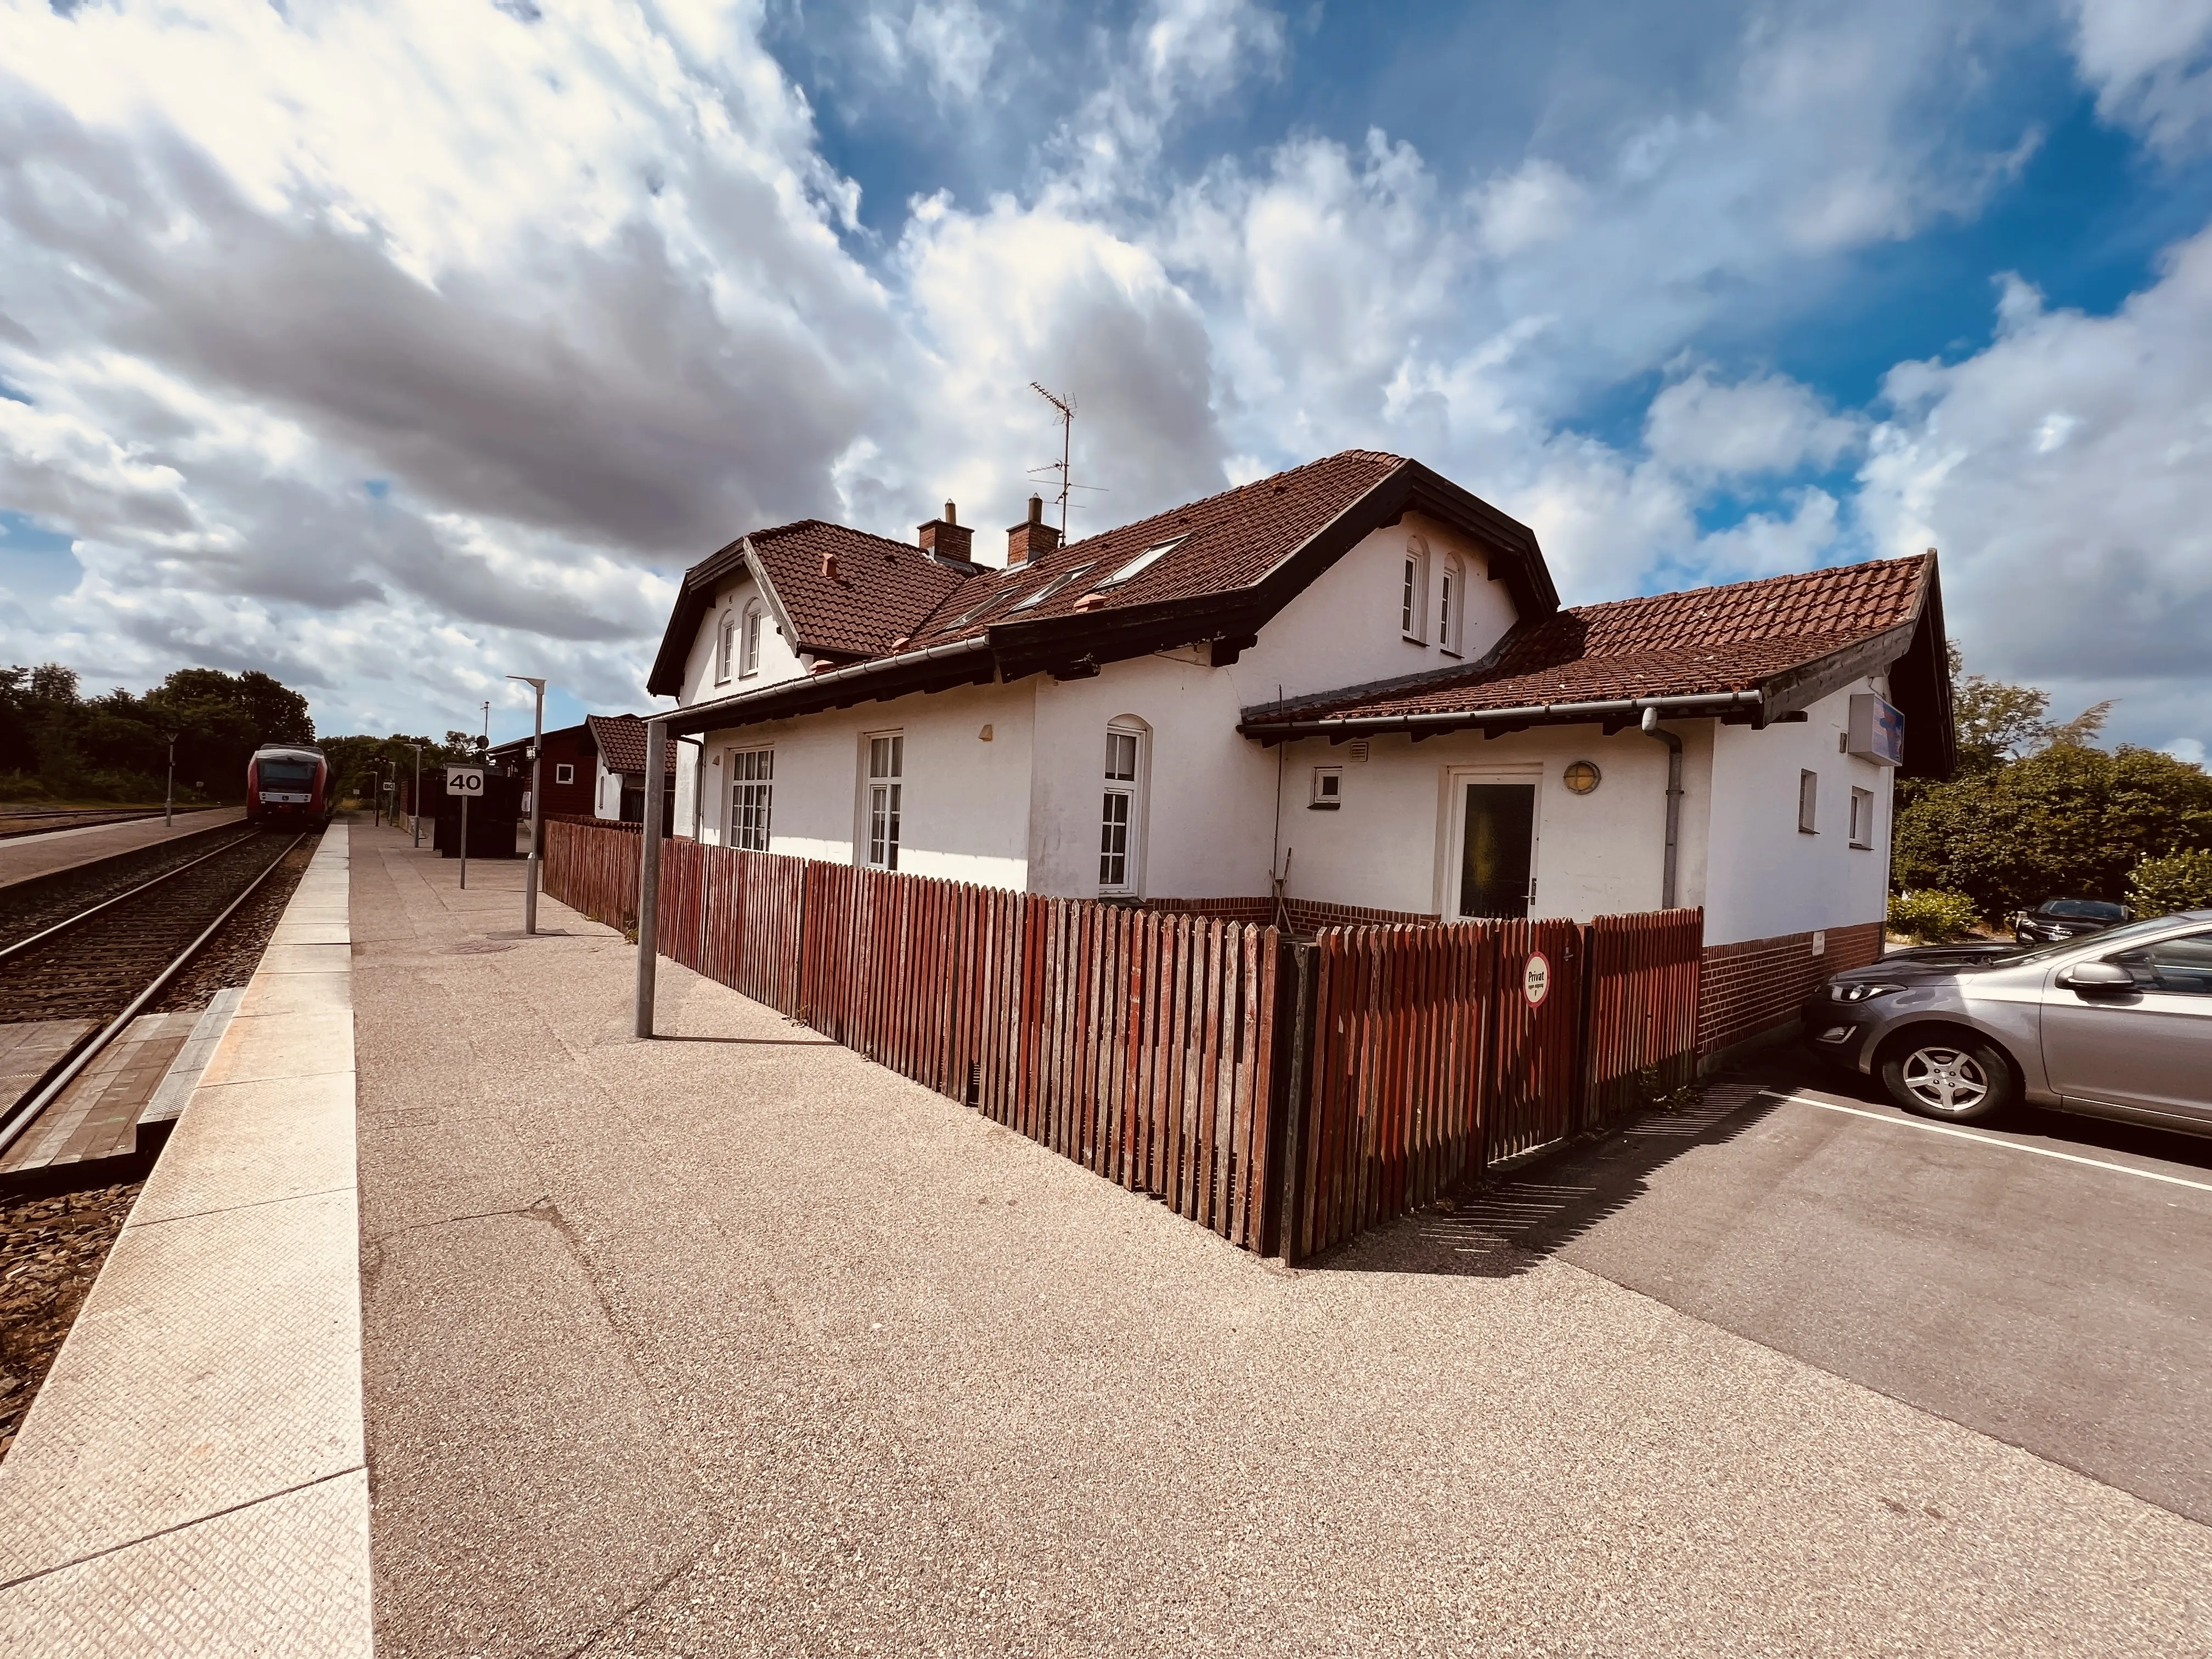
xmin=1804 ymin=910 xmax=2212 ymax=1133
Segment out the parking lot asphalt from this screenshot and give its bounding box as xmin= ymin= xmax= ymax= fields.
xmin=350 ymin=823 xmax=2212 ymax=1657
xmin=1343 ymin=1051 xmax=2212 ymax=1526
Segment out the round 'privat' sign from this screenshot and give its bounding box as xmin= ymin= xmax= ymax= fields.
xmin=1522 ymin=952 xmax=1551 ymax=1007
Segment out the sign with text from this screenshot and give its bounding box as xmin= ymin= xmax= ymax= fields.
xmin=1522 ymin=952 xmax=1551 ymax=1008
xmin=446 ymin=766 xmax=486 ymax=797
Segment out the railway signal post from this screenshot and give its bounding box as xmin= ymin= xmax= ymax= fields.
xmin=448 ymin=764 xmax=484 ymax=889
xmin=507 ymin=674 xmax=546 ymax=935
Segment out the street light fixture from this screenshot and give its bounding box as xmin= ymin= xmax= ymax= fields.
xmin=506 ymin=676 xmax=546 ymax=935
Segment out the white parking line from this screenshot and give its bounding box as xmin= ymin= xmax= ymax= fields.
xmin=1774 ymin=1092 xmax=2212 ymax=1195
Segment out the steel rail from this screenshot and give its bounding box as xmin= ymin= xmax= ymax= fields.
xmin=0 ymin=832 xmax=306 ymax=1159
xmin=0 ymin=829 xmax=262 ymax=965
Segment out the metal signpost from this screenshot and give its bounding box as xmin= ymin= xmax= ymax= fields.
xmin=447 ymin=764 xmax=484 ymax=889
xmin=507 ymin=675 xmax=546 ymax=935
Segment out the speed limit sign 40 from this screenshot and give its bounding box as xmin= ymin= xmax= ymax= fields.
xmin=446 ymin=767 xmax=486 ymax=797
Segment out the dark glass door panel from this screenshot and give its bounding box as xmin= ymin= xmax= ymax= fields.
xmin=1459 ymin=783 xmax=1534 ymax=918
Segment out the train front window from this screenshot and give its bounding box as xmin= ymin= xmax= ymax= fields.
xmin=260 ymin=761 xmax=317 ymax=787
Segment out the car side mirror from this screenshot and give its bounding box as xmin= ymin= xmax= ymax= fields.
xmin=2060 ymin=961 xmax=2135 ymax=994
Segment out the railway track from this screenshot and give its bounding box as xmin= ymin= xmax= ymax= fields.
xmin=0 ymin=830 xmax=306 ymax=1159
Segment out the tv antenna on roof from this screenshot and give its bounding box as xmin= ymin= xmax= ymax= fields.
xmin=1027 ymin=382 xmax=1103 ymax=539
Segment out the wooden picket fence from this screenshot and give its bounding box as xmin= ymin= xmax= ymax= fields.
xmin=1280 ymin=908 xmax=1703 ymax=1262
xmin=544 ymin=818 xmax=640 ymax=932
xmin=642 ymin=833 xmax=1284 ymax=1252
xmin=543 ymin=821 xmax=1701 ymax=1263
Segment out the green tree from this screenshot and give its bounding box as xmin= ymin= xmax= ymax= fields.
xmin=2128 ymin=850 xmax=2212 ymax=918
xmin=1894 ymin=743 xmax=2212 ymax=920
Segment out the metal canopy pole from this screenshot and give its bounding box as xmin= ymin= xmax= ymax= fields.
xmin=635 ymin=715 xmax=669 ymax=1039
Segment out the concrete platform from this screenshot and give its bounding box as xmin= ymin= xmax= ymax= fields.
xmin=0 ymin=807 xmax=246 ymax=894
xmin=346 ymin=820 xmax=2212 ymax=1657
xmin=0 ymin=827 xmax=369 ymax=1656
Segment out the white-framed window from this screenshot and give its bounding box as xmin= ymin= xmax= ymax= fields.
xmin=864 ymin=732 xmax=904 ymax=870
xmin=715 ymin=611 xmax=735 ymax=683
xmin=1798 ymin=769 xmax=1819 ymax=834
xmin=1400 ymin=537 xmax=1430 ymax=640
xmin=554 ymin=762 xmax=574 ymax=785
xmin=1099 ymin=720 xmax=1147 ymax=894
xmin=1438 ymin=556 xmax=1464 ymax=653
xmin=729 ymin=748 xmax=773 ymax=851
xmin=1311 ymin=766 xmax=1342 ymax=809
xmin=740 ymin=601 xmax=764 ymax=678
xmin=1849 ymin=786 xmax=1874 ymax=849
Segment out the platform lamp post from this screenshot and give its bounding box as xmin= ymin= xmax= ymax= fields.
xmin=507 ymin=675 xmax=546 ymax=935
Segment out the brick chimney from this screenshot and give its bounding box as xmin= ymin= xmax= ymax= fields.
xmin=1006 ymin=494 xmax=1060 ymax=566
xmin=917 ymin=501 xmax=974 ymax=565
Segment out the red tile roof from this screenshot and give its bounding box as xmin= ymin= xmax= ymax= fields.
xmin=747 ymin=520 xmax=975 ymax=659
xmin=586 ymin=713 xmax=678 ymax=777
xmin=900 ymin=450 xmax=1407 ymax=646
xmin=1252 ymin=555 xmax=1933 ymax=724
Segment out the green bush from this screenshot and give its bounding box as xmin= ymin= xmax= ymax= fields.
xmin=2128 ymin=850 xmax=2212 ymax=918
xmin=1888 ymin=889 xmax=1982 ymax=944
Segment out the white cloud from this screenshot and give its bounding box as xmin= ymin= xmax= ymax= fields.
xmin=1860 ymin=231 xmax=2212 ymax=752
xmin=1645 ymin=368 xmax=1861 ymax=478
xmin=2069 ymin=0 xmax=2212 ymax=153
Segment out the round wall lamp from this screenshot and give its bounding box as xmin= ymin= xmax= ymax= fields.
xmin=1562 ymin=760 xmax=1602 ymax=795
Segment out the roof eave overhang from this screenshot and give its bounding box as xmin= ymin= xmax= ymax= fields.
xmin=657 ymin=637 xmax=996 ymax=738
xmin=1237 ymin=690 xmax=1763 ymax=746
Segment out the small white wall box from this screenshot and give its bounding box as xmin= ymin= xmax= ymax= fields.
xmin=1847 ymin=694 xmax=1905 ymax=765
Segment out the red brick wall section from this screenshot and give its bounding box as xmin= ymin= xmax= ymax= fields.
xmin=1699 ymin=922 xmax=1882 ymax=1058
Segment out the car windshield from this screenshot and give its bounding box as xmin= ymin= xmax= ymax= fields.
xmin=2037 ymin=899 xmax=2125 ymax=920
xmin=1994 ymin=915 xmax=2191 ymax=967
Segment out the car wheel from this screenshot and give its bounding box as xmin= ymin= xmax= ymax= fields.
xmin=1879 ymin=1032 xmax=2017 ymax=1124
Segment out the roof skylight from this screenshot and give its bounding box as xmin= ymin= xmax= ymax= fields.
xmin=1010 ymin=562 xmax=1101 ymax=611
xmin=1090 ymin=536 xmax=1186 ymax=591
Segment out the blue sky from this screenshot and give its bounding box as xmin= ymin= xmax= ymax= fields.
xmin=0 ymin=0 xmax=2208 ymax=760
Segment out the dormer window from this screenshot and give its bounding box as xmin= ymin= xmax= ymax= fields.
xmin=1401 ymin=536 xmax=1430 ymax=641
xmin=739 ymin=601 xmax=764 ymax=678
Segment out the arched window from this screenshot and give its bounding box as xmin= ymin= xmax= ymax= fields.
xmin=1400 ymin=535 xmax=1430 ymax=641
xmin=715 ymin=611 xmax=736 ymax=682
xmin=1438 ymin=555 xmax=1464 ymax=653
xmin=740 ymin=601 xmax=764 ymax=678
xmin=1099 ymin=718 xmax=1149 ymax=895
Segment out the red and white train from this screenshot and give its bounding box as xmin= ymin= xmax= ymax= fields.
xmin=245 ymin=744 xmax=333 ymax=827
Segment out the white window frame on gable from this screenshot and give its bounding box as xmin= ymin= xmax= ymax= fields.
xmin=715 ymin=609 xmax=735 ymax=684
xmin=554 ymin=762 xmax=574 ymax=786
xmin=729 ymin=747 xmax=773 ymax=852
xmin=1438 ymin=554 xmax=1465 ymax=655
xmin=1401 ymin=535 xmax=1430 ymax=642
xmin=1099 ymin=719 xmax=1148 ymax=896
xmin=862 ymin=732 xmax=904 ymax=871
xmin=739 ymin=600 xmax=764 ymax=678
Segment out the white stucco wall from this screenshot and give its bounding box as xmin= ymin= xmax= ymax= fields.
xmin=1235 ymin=512 xmax=1520 ymax=704
xmin=594 ymin=757 xmax=620 ymax=820
xmin=1700 ymin=677 xmax=1895 ymax=946
xmin=1272 ymin=720 xmax=1716 ymax=922
xmin=692 ymin=680 xmax=1036 ymax=889
xmin=1025 ymin=655 xmax=1283 ymax=900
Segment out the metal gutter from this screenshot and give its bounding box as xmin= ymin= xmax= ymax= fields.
xmin=661 ymin=635 xmax=995 ymax=736
xmin=1238 ymin=688 xmax=1762 ymax=741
